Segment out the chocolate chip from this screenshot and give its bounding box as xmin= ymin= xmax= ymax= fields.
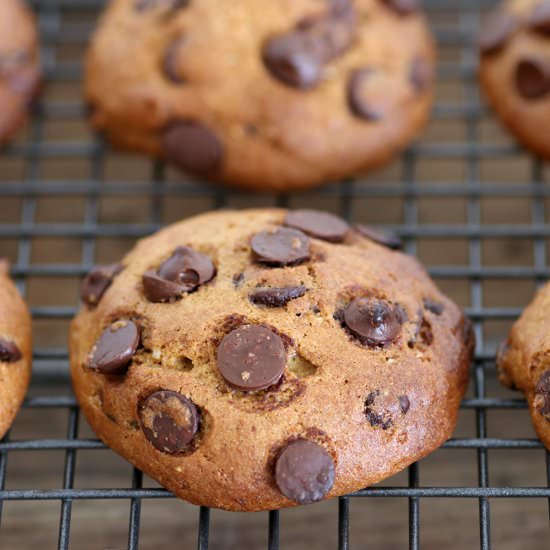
xmin=81 ymin=263 xmax=124 ymax=307
xmin=423 ymin=298 xmax=444 ymax=316
xmin=250 ymin=285 xmax=307 ymax=307
xmin=263 ymin=7 xmax=356 ymax=89
xmin=275 ymin=439 xmax=335 ymax=504
xmin=142 ymin=246 xmax=215 ymax=302
xmin=251 ymin=227 xmax=311 ymax=266
xmin=134 ymin=0 xmax=189 ymax=11
xmin=535 ymin=370 xmax=550 ymax=420
xmin=217 ymin=325 xmax=286 ymax=391
xmin=364 ymin=391 xmax=393 ymax=429
xmin=162 ymin=121 xmax=223 ymax=174
xmin=233 ymin=272 xmax=245 ymax=287
xmin=347 ymin=68 xmax=395 ymax=121
xmin=88 ymin=320 xmax=140 ymax=375
xmin=381 ymin=0 xmax=419 ymax=15
xmin=163 ymin=36 xmax=186 ymax=83
xmin=0 ymin=338 xmax=22 ymax=363
xmin=515 ymin=57 xmax=550 ymax=99
xmin=139 ymin=390 xmax=199 ymax=453
xmin=479 ymin=10 xmax=519 ymax=55
xmin=354 ymin=224 xmax=402 ymax=250
xmin=285 ymin=210 xmax=349 ymax=242
xmin=399 ymin=395 xmax=410 ymax=414
xmin=409 ymin=56 xmax=433 ymax=94
xmin=528 ymin=1 xmax=550 ymax=35
xmin=343 ymin=297 xmax=404 ymax=347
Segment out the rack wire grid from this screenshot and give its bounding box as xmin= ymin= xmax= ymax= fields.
xmin=1 ymin=0 xmax=550 ymax=548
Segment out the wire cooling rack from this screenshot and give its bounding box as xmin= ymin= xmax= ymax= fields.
xmin=1 ymin=0 xmax=550 ymax=548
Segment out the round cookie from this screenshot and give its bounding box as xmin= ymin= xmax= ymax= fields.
xmin=0 ymin=0 xmax=41 ymax=146
xmin=498 ymin=282 xmax=550 ymax=451
xmin=0 ymin=260 xmax=32 ymax=439
xmin=85 ymin=0 xmax=435 ymax=192
xmin=70 ymin=209 xmax=473 ymax=511
xmin=479 ymin=0 xmax=550 ymax=159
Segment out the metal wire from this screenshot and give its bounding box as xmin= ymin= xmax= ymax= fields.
xmin=1 ymin=0 xmax=550 ymax=548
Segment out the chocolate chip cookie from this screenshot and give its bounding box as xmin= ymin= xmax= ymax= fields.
xmin=0 ymin=260 xmax=32 ymax=439
xmin=498 ymin=282 xmax=550 ymax=451
xmin=0 ymin=0 xmax=41 ymax=146
xmin=85 ymin=0 xmax=435 ymax=192
xmin=70 ymin=209 xmax=473 ymax=511
xmin=479 ymin=0 xmax=550 ymax=159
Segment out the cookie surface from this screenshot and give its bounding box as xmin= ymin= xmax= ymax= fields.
xmin=85 ymin=0 xmax=435 ymax=192
xmin=498 ymin=282 xmax=550 ymax=451
xmin=479 ymin=0 xmax=550 ymax=158
xmin=0 ymin=260 xmax=32 ymax=439
xmin=0 ymin=0 xmax=41 ymax=146
xmin=70 ymin=209 xmax=472 ymax=511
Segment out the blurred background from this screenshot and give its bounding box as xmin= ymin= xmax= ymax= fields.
xmin=0 ymin=0 xmax=549 ymax=548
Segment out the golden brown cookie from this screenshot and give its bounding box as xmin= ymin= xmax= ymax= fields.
xmin=0 ymin=260 xmax=32 ymax=439
xmin=70 ymin=209 xmax=472 ymax=511
xmin=85 ymin=0 xmax=435 ymax=192
xmin=0 ymin=0 xmax=41 ymax=146
xmin=479 ymin=0 xmax=550 ymax=159
xmin=498 ymin=282 xmax=550 ymax=451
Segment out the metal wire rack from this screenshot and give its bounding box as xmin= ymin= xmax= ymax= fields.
xmin=1 ymin=0 xmax=550 ymax=548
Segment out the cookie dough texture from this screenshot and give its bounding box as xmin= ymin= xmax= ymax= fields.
xmin=498 ymin=281 xmax=550 ymax=451
xmin=479 ymin=0 xmax=550 ymax=158
xmin=70 ymin=209 xmax=472 ymax=511
xmin=85 ymin=0 xmax=436 ymax=192
xmin=0 ymin=260 xmax=32 ymax=439
xmin=0 ymin=0 xmax=41 ymax=146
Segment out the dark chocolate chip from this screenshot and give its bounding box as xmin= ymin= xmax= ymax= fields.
xmin=139 ymin=390 xmax=199 ymax=453
xmin=399 ymin=395 xmax=410 ymax=414
xmin=251 ymin=227 xmax=311 ymax=266
xmin=217 ymin=325 xmax=286 ymax=391
xmin=285 ymin=210 xmax=349 ymax=242
xmin=134 ymin=0 xmax=190 ymax=11
xmin=275 ymin=438 xmax=335 ymax=504
xmin=162 ymin=121 xmax=224 ymax=174
xmin=233 ymin=272 xmax=245 ymax=287
xmin=354 ymin=224 xmax=402 ymax=250
xmin=263 ymin=7 xmax=356 ymax=89
xmin=381 ymin=0 xmax=419 ymax=16
xmin=343 ymin=297 xmax=404 ymax=347
xmin=479 ymin=10 xmax=519 ymax=55
xmin=142 ymin=246 xmax=215 ymax=303
xmin=0 ymin=338 xmax=22 ymax=363
xmin=528 ymin=1 xmax=550 ymax=35
xmin=423 ymin=298 xmax=444 ymax=316
xmin=409 ymin=56 xmax=433 ymax=94
xmin=535 ymin=370 xmax=550 ymax=420
xmin=515 ymin=57 xmax=550 ymax=100
xmin=88 ymin=320 xmax=140 ymax=375
xmin=250 ymin=285 xmax=307 ymax=307
xmin=347 ymin=68 xmax=393 ymax=121
xmin=364 ymin=391 xmax=393 ymax=429
xmin=81 ymin=263 xmax=124 ymax=307
xmin=163 ymin=36 xmax=186 ymax=83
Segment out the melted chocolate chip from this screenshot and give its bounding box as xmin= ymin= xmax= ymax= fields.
xmin=142 ymin=246 xmax=215 ymax=302
xmin=0 ymin=338 xmax=22 ymax=363
xmin=399 ymin=395 xmax=410 ymax=414
xmin=535 ymin=370 xmax=550 ymax=420
xmin=479 ymin=10 xmax=519 ymax=55
xmin=134 ymin=0 xmax=190 ymax=11
xmin=528 ymin=1 xmax=550 ymax=35
xmin=515 ymin=57 xmax=550 ymax=99
xmin=347 ymin=68 xmax=396 ymax=121
xmin=381 ymin=0 xmax=419 ymax=15
xmin=162 ymin=121 xmax=224 ymax=174
xmin=423 ymin=298 xmax=444 ymax=316
xmin=81 ymin=263 xmax=124 ymax=307
xmin=250 ymin=285 xmax=307 ymax=307
xmin=343 ymin=297 xmax=404 ymax=347
xmin=409 ymin=56 xmax=433 ymax=94
xmin=88 ymin=320 xmax=140 ymax=375
xmin=354 ymin=224 xmax=402 ymax=250
xmin=275 ymin=439 xmax=335 ymax=504
xmin=285 ymin=210 xmax=349 ymax=242
xmin=217 ymin=325 xmax=286 ymax=391
xmin=163 ymin=36 xmax=186 ymax=83
xmin=364 ymin=391 xmax=393 ymax=429
xmin=251 ymin=227 xmax=311 ymax=266
xmin=139 ymin=390 xmax=199 ymax=453
xmin=263 ymin=6 xmax=356 ymax=89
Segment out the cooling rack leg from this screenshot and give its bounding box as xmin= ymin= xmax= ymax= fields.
xmin=0 ymin=430 xmax=10 ymax=528
xmin=127 ymin=468 xmax=143 ymax=550
xmin=408 ymin=463 xmax=420 ymax=550
xmin=197 ymin=506 xmax=210 ymax=550
xmin=338 ymin=496 xmax=350 ymax=550
xmin=268 ymin=509 xmax=280 ymax=550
